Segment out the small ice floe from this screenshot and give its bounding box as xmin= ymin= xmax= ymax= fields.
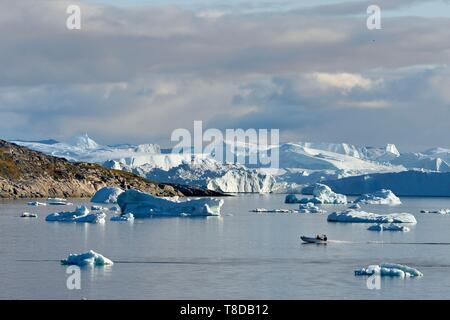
xmin=348 ymin=203 xmax=361 ymax=210
xmin=47 ymin=198 xmax=73 ymax=206
xmin=91 ymin=186 xmax=124 ymax=204
xmin=21 ymin=212 xmax=38 ymax=218
xmin=354 ymin=189 xmax=401 ymax=205
xmin=299 ymin=203 xmax=326 ymax=214
xmin=327 ymin=209 xmax=417 ymax=224
xmin=285 ymin=184 xmax=347 ymax=205
xmin=251 ymin=208 xmax=299 ymax=214
xmin=420 ymin=209 xmax=450 ymax=215
xmin=355 ymin=263 xmax=423 ymax=278
xmin=45 ymin=206 xmax=106 ymax=223
xmin=61 ymin=250 xmax=113 ymax=266
xmin=27 ymin=201 xmax=47 ymax=207
xmin=117 ymin=189 xmax=224 ymax=217
xmin=367 ymin=223 xmax=410 ymax=232
xmin=110 ymin=213 xmax=134 ymax=222
xmin=91 ymin=205 xmax=108 ymax=211
xmin=109 ymin=206 xmax=120 ymax=212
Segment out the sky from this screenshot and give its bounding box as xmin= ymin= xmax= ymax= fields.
xmin=0 ymin=0 xmax=450 ymax=151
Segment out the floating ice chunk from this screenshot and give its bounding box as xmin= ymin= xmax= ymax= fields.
xmin=299 ymin=202 xmax=326 ymax=214
xmin=285 ymin=194 xmax=301 ymax=204
xmin=117 ymin=189 xmax=224 ymax=217
xmin=109 ymin=206 xmax=120 ymax=212
xmin=327 ymin=209 xmax=416 ymax=224
xmin=47 ymin=198 xmax=73 ymax=206
xmin=45 ymin=205 xmax=106 ymax=223
xmin=421 ymin=208 xmax=450 ymax=214
xmin=21 ymin=212 xmax=38 ymax=218
xmin=91 ymin=205 xmax=108 ymax=211
xmin=27 ymin=201 xmax=47 ymax=206
xmin=355 ymin=189 xmax=401 ymax=205
xmin=367 ymin=223 xmax=410 ymax=232
xmin=348 ymin=203 xmax=361 ymax=209
xmin=61 ymin=250 xmax=113 ymax=266
xmin=110 ymin=213 xmax=135 ymax=222
xmin=251 ymin=208 xmax=299 ymax=213
xmin=355 ymin=263 xmax=422 ymax=278
xmin=91 ymin=186 xmax=124 ymax=204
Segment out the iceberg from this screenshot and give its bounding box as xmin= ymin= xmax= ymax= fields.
xmin=91 ymin=186 xmax=124 ymax=204
xmin=354 ymin=189 xmax=401 ymax=205
xmin=47 ymin=198 xmax=73 ymax=206
xmin=110 ymin=213 xmax=135 ymax=221
xmin=21 ymin=212 xmax=38 ymax=218
xmin=355 ymin=263 xmax=423 ymax=278
xmin=117 ymin=189 xmax=224 ymax=217
xmin=61 ymin=250 xmax=113 ymax=266
xmin=327 ymin=209 xmax=416 ymax=224
xmin=91 ymin=205 xmax=108 ymax=211
xmin=420 ymin=208 xmax=450 ymax=214
xmin=367 ymin=223 xmax=410 ymax=232
xmin=348 ymin=203 xmax=361 ymax=209
xmin=251 ymin=208 xmax=298 ymax=214
xmin=323 ymin=171 xmax=450 ymax=197
xmin=299 ymin=202 xmax=326 ymax=213
xmin=27 ymin=201 xmax=46 ymax=206
xmin=284 ymin=184 xmax=346 ymax=205
xmin=45 ymin=206 xmax=106 ymax=223
xmin=285 ymin=194 xmax=302 ymax=204
xmin=311 ymin=183 xmax=347 ymax=204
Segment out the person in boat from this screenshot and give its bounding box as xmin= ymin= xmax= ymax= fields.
xmin=315 ymin=234 xmax=328 ymax=241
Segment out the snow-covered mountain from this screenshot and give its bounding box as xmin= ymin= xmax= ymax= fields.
xmin=9 ymin=134 xmax=450 ymax=194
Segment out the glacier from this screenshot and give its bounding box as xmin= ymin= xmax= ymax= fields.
xmin=355 ymin=263 xmax=423 ymax=278
xmin=45 ymin=206 xmax=106 ymax=223
xmin=327 ymin=209 xmax=417 ymax=224
xmin=354 ymin=189 xmax=401 ymax=205
xmin=61 ymin=250 xmax=113 ymax=266
xmin=10 ymin=134 xmax=450 ymax=195
xmin=91 ymin=186 xmax=124 ymax=204
xmin=117 ymin=189 xmax=224 ymax=217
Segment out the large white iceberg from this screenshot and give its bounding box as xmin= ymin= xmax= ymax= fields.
xmin=367 ymin=223 xmax=410 ymax=232
xmin=284 ymin=184 xmax=346 ymax=204
xmin=61 ymin=250 xmax=113 ymax=266
xmin=355 ymin=263 xmax=423 ymax=278
xmin=45 ymin=206 xmax=106 ymax=223
xmin=327 ymin=209 xmax=416 ymax=224
xmin=355 ymin=189 xmax=401 ymax=205
xmin=91 ymin=186 xmax=124 ymax=204
xmin=117 ymin=189 xmax=224 ymax=217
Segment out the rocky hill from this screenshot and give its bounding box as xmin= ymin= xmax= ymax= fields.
xmin=0 ymin=140 xmax=222 ymax=198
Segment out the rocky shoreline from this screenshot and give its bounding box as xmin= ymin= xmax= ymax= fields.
xmin=0 ymin=140 xmax=223 ymax=199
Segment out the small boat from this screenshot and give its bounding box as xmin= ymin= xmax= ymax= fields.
xmin=301 ymin=236 xmax=327 ymax=244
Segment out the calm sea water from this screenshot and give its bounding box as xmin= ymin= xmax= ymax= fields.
xmin=1 ymin=194 xmax=450 ymax=299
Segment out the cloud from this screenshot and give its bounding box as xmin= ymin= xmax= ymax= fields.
xmin=0 ymin=0 xmax=449 ymax=150
xmin=308 ymin=72 xmax=380 ymax=91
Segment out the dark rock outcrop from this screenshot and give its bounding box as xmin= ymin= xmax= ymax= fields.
xmin=0 ymin=140 xmax=223 ymax=198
